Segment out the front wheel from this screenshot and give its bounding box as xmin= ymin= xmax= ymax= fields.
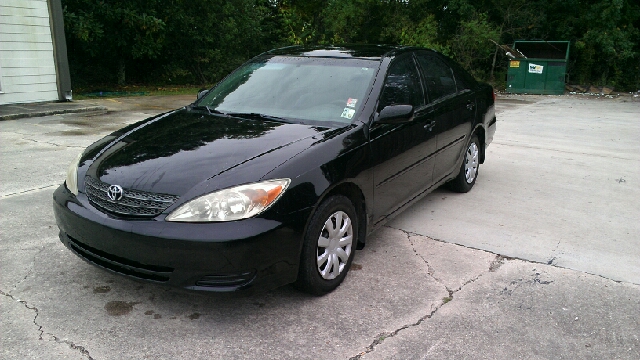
xmin=447 ymin=134 xmax=480 ymax=193
xmin=294 ymin=195 xmax=358 ymax=295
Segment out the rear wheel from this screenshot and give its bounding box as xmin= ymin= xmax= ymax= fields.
xmin=294 ymin=195 xmax=358 ymax=295
xmin=447 ymin=134 xmax=480 ymax=193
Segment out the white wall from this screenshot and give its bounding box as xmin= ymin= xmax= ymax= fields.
xmin=0 ymin=0 xmax=59 ymax=105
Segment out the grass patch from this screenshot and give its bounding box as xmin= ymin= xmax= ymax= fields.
xmin=442 ymin=296 xmax=453 ymax=304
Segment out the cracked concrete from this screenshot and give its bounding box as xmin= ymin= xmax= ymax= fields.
xmin=351 ymin=228 xmax=496 ymax=359
xmin=389 ymin=97 xmax=640 ymax=284
xmin=8 ymin=246 xmax=47 ymax=293
xmin=1 ymin=289 xmax=91 ymax=359
xmin=1 ymin=185 xmax=59 ymax=200
xmin=403 ymin=228 xmax=497 ymax=293
xmin=3 ymin=223 xmax=447 ymax=359
xmin=1 ymin=94 xmax=639 ymax=359
xmin=360 ymin=256 xmax=639 ymax=360
xmin=1 ymin=290 xmax=45 ymax=340
xmin=356 ymin=228 xmax=639 ymax=360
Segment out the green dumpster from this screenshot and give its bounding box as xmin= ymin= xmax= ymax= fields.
xmin=506 ymin=41 xmax=570 ymax=95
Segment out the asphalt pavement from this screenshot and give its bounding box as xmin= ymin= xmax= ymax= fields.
xmin=1 ymin=93 xmax=639 ymax=359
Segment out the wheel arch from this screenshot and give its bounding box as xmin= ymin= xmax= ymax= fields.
xmin=314 ymin=181 xmax=368 ymax=249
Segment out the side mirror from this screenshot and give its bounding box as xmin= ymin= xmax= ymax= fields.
xmin=197 ymin=88 xmax=209 ymax=100
xmin=376 ymin=104 xmax=414 ymax=124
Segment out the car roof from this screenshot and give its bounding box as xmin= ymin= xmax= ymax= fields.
xmin=264 ymin=45 xmax=432 ymax=60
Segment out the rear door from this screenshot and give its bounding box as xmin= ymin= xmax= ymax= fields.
xmin=415 ymin=52 xmax=474 ymax=183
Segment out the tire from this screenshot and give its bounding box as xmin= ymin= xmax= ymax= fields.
xmin=294 ymin=195 xmax=358 ymax=295
xmin=447 ymin=134 xmax=480 ymax=193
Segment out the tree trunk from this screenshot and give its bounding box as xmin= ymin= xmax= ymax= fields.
xmin=490 ymin=26 xmax=503 ymax=83
xmin=490 ymin=47 xmax=498 ymax=82
xmin=117 ymin=58 xmax=126 ymax=86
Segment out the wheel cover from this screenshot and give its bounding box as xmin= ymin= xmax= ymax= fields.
xmin=464 ymin=142 xmax=479 ymax=184
xmin=316 ymin=211 xmax=353 ymax=280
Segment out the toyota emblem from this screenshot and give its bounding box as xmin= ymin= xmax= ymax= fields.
xmin=107 ymin=185 xmax=124 ymax=201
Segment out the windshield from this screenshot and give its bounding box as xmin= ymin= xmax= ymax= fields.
xmin=196 ymin=56 xmax=379 ymax=126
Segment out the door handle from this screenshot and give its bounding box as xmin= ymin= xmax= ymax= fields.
xmin=424 ymin=121 xmax=436 ymax=131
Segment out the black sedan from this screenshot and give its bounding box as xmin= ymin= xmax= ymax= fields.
xmin=53 ymin=45 xmax=496 ymax=295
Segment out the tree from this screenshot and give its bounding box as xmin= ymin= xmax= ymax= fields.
xmin=159 ymin=0 xmax=278 ymax=84
xmin=450 ymin=13 xmax=500 ymax=78
xmin=64 ymin=0 xmax=165 ymax=85
xmin=62 ymin=0 xmax=640 ymax=90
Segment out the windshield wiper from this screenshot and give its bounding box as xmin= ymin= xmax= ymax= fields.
xmin=190 ymin=105 xmax=228 ymax=116
xmin=225 ymin=112 xmax=292 ymax=123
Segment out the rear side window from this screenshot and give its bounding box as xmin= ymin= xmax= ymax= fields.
xmin=447 ymin=59 xmax=478 ymax=91
xmin=378 ymin=54 xmax=424 ymax=110
xmin=415 ymin=53 xmax=457 ymax=103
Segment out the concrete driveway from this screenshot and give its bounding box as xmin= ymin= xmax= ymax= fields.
xmin=391 ymin=94 xmax=640 ymax=283
xmin=1 ymin=94 xmax=639 ymax=359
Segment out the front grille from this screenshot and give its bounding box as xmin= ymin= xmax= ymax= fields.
xmin=84 ymin=176 xmax=179 ymax=217
xmin=67 ymin=234 xmax=173 ymax=282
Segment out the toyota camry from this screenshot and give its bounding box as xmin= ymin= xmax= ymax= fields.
xmin=53 ymin=45 xmax=496 ymax=295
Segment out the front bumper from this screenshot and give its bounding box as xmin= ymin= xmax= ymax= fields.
xmin=53 ymin=185 xmax=307 ymax=292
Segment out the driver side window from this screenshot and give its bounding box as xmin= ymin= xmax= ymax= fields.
xmin=378 ymin=55 xmax=424 ymax=111
xmin=415 ymin=53 xmax=457 ymax=103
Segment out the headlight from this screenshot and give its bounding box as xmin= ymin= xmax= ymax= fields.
xmin=65 ymin=152 xmax=82 ymax=195
xmin=165 ymin=179 xmax=291 ymax=222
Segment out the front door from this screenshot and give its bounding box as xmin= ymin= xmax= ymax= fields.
xmin=369 ymin=53 xmax=437 ymax=224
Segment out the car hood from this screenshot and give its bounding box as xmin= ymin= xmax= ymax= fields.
xmin=84 ymin=109 xmax=326 ymax=196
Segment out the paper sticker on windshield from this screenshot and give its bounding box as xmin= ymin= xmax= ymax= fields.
xmin=341 ymin=108 xmax=356 ymax=119
xmin=346 ymin=98 xmax=358 ymax=108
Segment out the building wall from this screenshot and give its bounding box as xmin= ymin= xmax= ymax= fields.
xmin=0 ymin=0 xmax=59 ymax=105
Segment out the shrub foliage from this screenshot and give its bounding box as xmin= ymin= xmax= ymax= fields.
xmin=63 ymin=0 xmax=640 ymax=90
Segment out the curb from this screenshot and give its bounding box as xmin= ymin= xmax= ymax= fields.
xmin=0 ymin=106 xmax=108 ymax=121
